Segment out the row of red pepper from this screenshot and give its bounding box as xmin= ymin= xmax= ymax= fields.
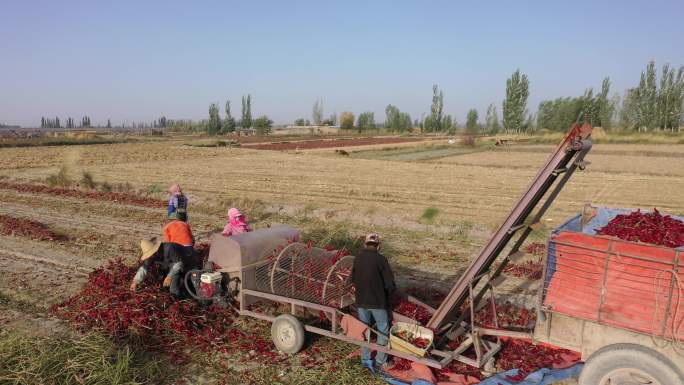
xmin=0 ymin=213 xmax=67 ymax=241
xmin=0 ymin=181 xmax=165 ymax=208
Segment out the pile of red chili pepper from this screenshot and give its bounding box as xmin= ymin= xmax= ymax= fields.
xmin=0 ymin=182 xmax=165 ymax=208
xmin=392 ymin=302 xmax=578 ymax=380
xmin=523 ymin=242 xmax=546 ymax=256
xmin=49 ymin=258 xmax=281 ymax=365
xmin=0 ymin=214 xmax=67 ymax=241
xmin=496 ymin=338 xmax=580 ymax=379
xmin=596 ymin=208 xmax=684 ymax=248
xmin=503 ymin=260 xmax=543 ymax=280
xmin=392 ymin=297 xmax=433 ymax=325
xmin=474 ymin=301 xmax=536 ymax=329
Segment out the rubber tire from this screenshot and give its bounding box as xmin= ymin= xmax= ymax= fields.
xmin=579 ymin=343 xmax=684 ymax=385
xmin=271 ymin=314 xmax=305 ymax=354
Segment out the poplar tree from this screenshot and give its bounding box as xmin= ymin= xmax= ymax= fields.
xmin=312 ymin=99 xmax=323 ymax=125
xmin=207 ymin=103 xmax=221 ymax=135
xmin=224 ymin=100 xmax=236 ymax=133
xmin=485 ymin=103 xmax=500 ymax=133
xmin=466 ymin=109 xmax=479 ymax=133
xmin=424 ymin=84 xmax=444 ymax=132
xmin=241 ymin=95 xmax=252 ymax=129
xmin=503 ymin=69 xmax=529 ymax=133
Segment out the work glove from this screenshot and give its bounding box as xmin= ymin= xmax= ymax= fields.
xmin=163 ymin=276 xmax=172 ymax=287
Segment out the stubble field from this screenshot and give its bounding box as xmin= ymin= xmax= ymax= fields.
xmin=1 ymin=135 xmax=683 ymax=384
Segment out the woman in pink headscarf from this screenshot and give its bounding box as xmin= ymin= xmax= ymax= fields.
xmin=222 ymin=208 xmax=252 ymax=237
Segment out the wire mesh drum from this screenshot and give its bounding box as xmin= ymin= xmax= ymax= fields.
xmin=255 ymin=242 xmax=355 ymax=308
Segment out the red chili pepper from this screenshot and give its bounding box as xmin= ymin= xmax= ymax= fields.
xmin=0 ymin=214 xmax=67 ymax=241
xmin=596 ymin=208 xmax=684 ymax=248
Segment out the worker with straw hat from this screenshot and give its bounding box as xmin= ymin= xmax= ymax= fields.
xmin=348 ymin=233 xmax=396 ymax=371
xmin=130 ymin=237 xmax=187 ymax=299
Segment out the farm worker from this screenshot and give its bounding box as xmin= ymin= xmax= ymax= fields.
xmin=222 ymin=207 xmax=252 ymax=237
xmin=348 ymin=233 xmax=396 ymax=371
xmin=163 ymin=217 xmax=195 ymax=259
xmin=129 ymin=237 xmax=186 ymax=298
xmin=167 ymin=183 xmax=188 ymax=222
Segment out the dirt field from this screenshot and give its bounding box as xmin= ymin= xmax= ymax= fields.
xmin=242 ymin=136 xmax=427 ymax=150
xmin=1 ymin=135 xmax=682 ymax=384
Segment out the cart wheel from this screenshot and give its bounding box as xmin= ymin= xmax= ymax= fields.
xmin=579 ymin=343 xmax=683 ymax=385
xmin=271 ymin=314 xmax=305 ymax=354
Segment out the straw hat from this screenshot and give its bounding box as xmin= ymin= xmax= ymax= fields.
xmin=365 ymin=233 xmax=380 ymax=245
xmin=140 ymin=237 xmax=162 ymax=261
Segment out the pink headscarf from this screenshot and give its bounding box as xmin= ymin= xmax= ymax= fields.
xmin=168 ymin=183 xmax=182 ymax=195
xmin=222 ymin=208 xmax=252 ymax=236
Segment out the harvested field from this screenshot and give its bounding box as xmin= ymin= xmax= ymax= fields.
xmin=243 ymin=136 xmax=426 ymax=150
xmin=1 ymin=134 xmax=682 ymax=384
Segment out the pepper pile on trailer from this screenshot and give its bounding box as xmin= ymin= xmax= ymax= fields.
xmin=544 ymin=206 xmax=684 ymax=340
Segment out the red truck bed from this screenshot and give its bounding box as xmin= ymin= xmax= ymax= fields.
xmin=544 ymin=208 xmax=684 ymax=341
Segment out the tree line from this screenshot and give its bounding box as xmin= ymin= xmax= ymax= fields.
xmin=205 ymin=94 xmax=273 ymax=135
xmin=33 ymin=60 xmax=682 ymax=134
xmin=535 ymin=61 xmax=683 ymax=132
xmin=38 ymin=115 xmax=174 ymax=130
xmin=324 ymin=60 xmax=683 ymax=134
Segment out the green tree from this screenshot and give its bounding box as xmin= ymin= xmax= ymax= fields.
xmin=466 ymin=109 xmax=479 ymax=133
xmin=657 ymin=64 xmax=684 ymax=131
xmin=424 ymin=84 xmax=444 ymax=132
xmin=312 ymin=99 xmax=323 ymax=125
xmin=294 ymin=118 xmax=306 ymax=126
xmin=384 ymin=104 xmax=412 ymax=132
xmin=106 ymin=119 xmax=111 ymax=129
xmin=596 ymin=77 xmax=614 ymax=129
xmin=207 ymin=103 xmax=221 ymax=135
xmin=340 ymin=111 xmax=354 ymax=130
xmin=329 ymin=113 xmax=337 ymax=126
xmin=240 ymin=95 xmax=252 ymax=129
xmin=620 ymin=61 xmax=684 ymax=131
xmin=442 ymin=114 xmax=455 ymax=135
xmin=503 ymin=69 xmax=529 ymax=133
xmin=581 ymin=88 xmax=596 ymax=125
xmin=356 ymin=111 xmax=375 ymax=132
xmin=485 ymin=103 xmax=500 ymax=133
xmin=253 ymin=115 xmax=273 ymax=135
xmin=223 ymin=101 xmax=236 ymax=133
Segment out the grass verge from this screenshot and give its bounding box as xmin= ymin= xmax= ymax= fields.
xmin=0 ymin=332 xmax=172 ymax=385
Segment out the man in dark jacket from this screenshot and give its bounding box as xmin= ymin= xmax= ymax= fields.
xmin=349 ymin=233 xmax=396 ymax=370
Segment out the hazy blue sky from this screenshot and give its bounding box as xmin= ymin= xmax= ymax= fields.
xmin=1 ymin=0 xmax=683 ymax=127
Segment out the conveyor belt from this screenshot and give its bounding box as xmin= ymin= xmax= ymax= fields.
xmin=427 ymin=123 xmax=593 ymax=330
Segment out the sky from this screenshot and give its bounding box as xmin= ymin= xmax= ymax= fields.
xmin=1 ymin=0 xmax=683 ymax=127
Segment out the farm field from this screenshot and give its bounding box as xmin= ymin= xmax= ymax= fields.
xmin=1 ymin=135 xmax=683 ymax=384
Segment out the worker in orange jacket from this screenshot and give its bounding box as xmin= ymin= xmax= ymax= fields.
xmin=164 ymin=217 xmax=194 ymax=247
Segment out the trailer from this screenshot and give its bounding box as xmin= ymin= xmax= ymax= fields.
xmin=535 ymin=206 xmax=684 ymax=384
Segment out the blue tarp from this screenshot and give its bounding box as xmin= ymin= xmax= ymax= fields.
xmin=376 ymin=364 xmax=584 ymax=385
